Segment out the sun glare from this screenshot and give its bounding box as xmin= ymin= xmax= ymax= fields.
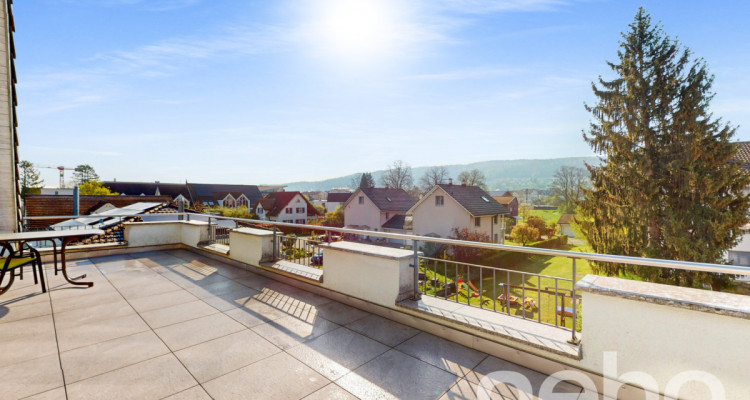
xmin=306 ymin=0 xmax=404 ymax=64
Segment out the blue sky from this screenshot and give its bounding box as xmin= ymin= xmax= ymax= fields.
xmin=16 ymin=0 xmax=750 ymax=186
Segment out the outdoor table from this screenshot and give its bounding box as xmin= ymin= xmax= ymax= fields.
xmin=0 ymin=229 xmax=104 ymax=288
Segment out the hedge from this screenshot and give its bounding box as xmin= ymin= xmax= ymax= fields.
xmin=529 ymin=235 xmax=568 ymax=249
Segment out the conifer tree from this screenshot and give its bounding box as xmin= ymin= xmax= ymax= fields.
xmin=19 ymin=160 xmax=44 ymax=197
xmin=580 ymin=8 xmax=750 ymax=290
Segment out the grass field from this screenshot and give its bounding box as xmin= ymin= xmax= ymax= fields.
xmin=419 ymin=243 xmax=592 ymax=331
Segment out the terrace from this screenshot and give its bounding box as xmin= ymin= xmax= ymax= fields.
xmin=2 ymin=214 xmax=750 ymax=399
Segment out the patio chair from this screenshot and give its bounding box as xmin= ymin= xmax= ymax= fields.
xmin=0 ymin=242 xmax=44 ymax=296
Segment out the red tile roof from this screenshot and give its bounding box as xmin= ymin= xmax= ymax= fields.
xmin=24 ymin=195 xmax=172 ymax=230
xmin=253 ymin=192 xmax=321 ymax=217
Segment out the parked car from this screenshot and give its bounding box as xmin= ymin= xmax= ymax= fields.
xmin=311 ymin=251 xmax=323 ymax=266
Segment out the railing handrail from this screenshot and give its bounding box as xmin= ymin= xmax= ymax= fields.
xmin=22 ymin=212 xmax=750 ymax=276
xmin=419 ymin=255 xmax=575 ymax=282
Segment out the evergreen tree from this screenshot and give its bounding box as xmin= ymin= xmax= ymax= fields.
xmin=19 ymin=160 xmax=44 ymax=197
xmin=359 ymin=172 xmax=375 ymax=189
xmin=73 ymin=164 xmax=99 ymax=184
xmin=580 ymin=8 xmax=750 ymax=290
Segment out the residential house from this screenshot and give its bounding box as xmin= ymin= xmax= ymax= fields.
xmin=728 ymin=141 xmax=750 ymax=267
xmin=343 ymin=187 xmax=416 ymax=232
xmin=492 ymin=191 xmax=519 ymax=218
xmin=557 ymin=213 xmax=576 ymax=238
xmin=409 ymin=183 xmax=510 ymax=243
xmin=253 ymin=191 xmax=321 ymax=224
xmin=104 ymin=181 xmax=192 ymax=206
xmin=325 ymin=192 xmax=353 ymax=213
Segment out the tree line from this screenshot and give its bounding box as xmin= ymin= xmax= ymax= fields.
xmin=18 ymin=162 xmax=116 ymax=196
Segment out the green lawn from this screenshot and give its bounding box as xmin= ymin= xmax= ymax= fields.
xmin=419 ymin=243 xmax=593 ymax=330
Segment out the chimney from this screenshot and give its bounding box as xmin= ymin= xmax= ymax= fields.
xmin=448 ymin=178 xmax=453 ymax=186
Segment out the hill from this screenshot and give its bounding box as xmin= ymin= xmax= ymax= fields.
xmin=282 ymin=157 xmax=598 ymax=192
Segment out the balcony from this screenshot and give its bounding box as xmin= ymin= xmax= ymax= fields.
xmin=3 ymin=216 xmax=750 ymax=399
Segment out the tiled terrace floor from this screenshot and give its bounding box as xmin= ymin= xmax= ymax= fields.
xmin=0 ymin=249 xmax=587 ymax=400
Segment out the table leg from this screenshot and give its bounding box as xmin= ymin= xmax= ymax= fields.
xmin=59 ymin=237 xmax=93 ymax=287
xmin=51 ymin=240 xmax=59 ymax=275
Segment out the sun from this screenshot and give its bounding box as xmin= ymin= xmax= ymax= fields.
xmin=305 ymin=0 xmax=403 ymax=63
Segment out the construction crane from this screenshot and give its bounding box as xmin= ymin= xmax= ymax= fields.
xmin=39 ymin=166 xmax=75 ymax=188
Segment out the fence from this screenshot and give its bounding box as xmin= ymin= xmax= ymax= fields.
xmin=274 ymin=234 xmax=324 ymax=268
xmin=23 ymin=212 xmax=750 ymax=343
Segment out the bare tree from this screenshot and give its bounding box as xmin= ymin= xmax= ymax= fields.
xmin=550 ymin=166 xmax=589 ymax=213
xmin=380 ymin=160 xmax=413 ymax=190
xmin=419 ymin=166 xmax=449 ymax=191
xmin=458 ymin=169 xmax=487 ymax=189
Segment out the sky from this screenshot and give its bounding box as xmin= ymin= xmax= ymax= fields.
xmin=15 ymin=0 xmax=750 ymax=186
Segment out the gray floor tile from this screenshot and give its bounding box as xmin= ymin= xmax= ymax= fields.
xmin=175 ymin=330 xmax=280 ymax=383
xmin=22 ymin=386 xmax=67 ymax=400
xmin=438 ymin=378 xmax=506 ymax=400
xmin=139 ymin=299 xmax=219 ymax=329
xmin=53 ymin=298 xmax=135 ymax=330
xmin=0 ymin=354 xmax=64 ymax=399
xmin=302 ymin=383 xmax=358 ymax=400
xmin=0 ymin=315 xmax=58 ymax=366
xmin=465 ymin=356 xmax=582 ymax=399
xmin=202 ymin=352 xmax=328 ymax=400
xmin=66 ymin=354 xmax=197 ymax=400
xmin=251 ymin=314 xmax=339 ymax=350
xmin=396 ymin=332 xmax=488 ymax=377
xmin=314 ymin=301 xmax=369 ymax=325
xmin=346 ymin=314 xmax=420 ymax=347
xmin=234 ymin=274 xmax=272 ymax=290
xmin=60 ymin=330 xmax=170 ymax=383
xmin=337 ymin=349 xmax=460 ymax=400
xmin=56 ymin=313 xmax=150 ymax=352
xmin=155 ymin=313 xmax=245 ymax=351
xmin=184 ymin=279 xmax=250 ymax=299
xmin=0 ymin=297 xmax=52 ymax=324
xmin=162 ymin=386 xmax=213 ymax=400
xmin=48 ymin=289 xmax=124 ymax=314
xmin=116 ymin=279 xmax=183 ymax=299
xmin=288 ymin=326 xmax=390 ymax=380
xmin=127 ymin=289 xmax=199 ymax=313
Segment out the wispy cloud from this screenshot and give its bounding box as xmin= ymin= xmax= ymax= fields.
xmin=58 ymin=0 xmax=202 ymax=11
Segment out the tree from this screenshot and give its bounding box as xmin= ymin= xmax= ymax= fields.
xmin=380 ymin=160 xmax=413 ymax=190
xmin=19 ymin=160 xmax=44 ymax=197
xmin=458 ymin=169 xmax=487 ymax=189
xmin=419 ymin=166 xmax=449 ymax=191
xmin=510 ymin=224 xmax=539 ymax=246
xmin=350 ymin=172 xmax=375 ymax=189
xmin=323 ymin=208 xmax=344 ymax=227
xmin=518 ymin=203 xmax=532 ymax=221
xmin=73 ymin=164 xmax=99 ymax=184
xmin=526 ymin=216 xmax=546 ymax=240
xmin=78 ymin=181 xmax=118 ymax=196
xmin=580 ymin=8 xmax=750 ymax=290
xmin=449 ymin=227 xmax=490 ymax=261
xmin=550 ymin=166 xmax=589 ymax=213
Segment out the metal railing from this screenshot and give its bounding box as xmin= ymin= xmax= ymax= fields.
xmin=274 ymin=234 xmax=324 ymax=268
xmin=23 ymin=212 xmax=750 ymax=342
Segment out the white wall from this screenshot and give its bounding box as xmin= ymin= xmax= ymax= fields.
xmin=344 ymin=192 xmax=383 ymax=230
xmin=271 ymin=193 xmax=309 ymax=223
xmin=411 ymin=187 xmax=503 ymax=242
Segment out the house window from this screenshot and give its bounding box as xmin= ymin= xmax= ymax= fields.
xmin=283 ymin=219 xmax=293 ymax=223
xmin=296 ymin=207 xmax=305 ymax=213
xmin=435 ymin=196 xmax=444 ymax=206
xmin=285 ymin=207 xmax=292 ymax=214
xmin=474 ymin=217 xmax=481 ymax=227
xmin=385 ymin=212 xmax=389 ymax=220
xmin=358 ymin=196 xmax=364 ymax=204
xmin=295 ymin=219 xmax=305 ymax=224
xmin=257 ymin=207 xmax=263 ymax=214
xmin=493 ymin=216 xmax=498 ymax=224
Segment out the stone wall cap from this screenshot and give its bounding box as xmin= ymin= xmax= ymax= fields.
xmin=231 ymin=227 xmax=275 ymax=236
xmin=320 ymin=241 xmax=414 ymax=260
xmin=576 ymin=275 xmax=750 ymax=320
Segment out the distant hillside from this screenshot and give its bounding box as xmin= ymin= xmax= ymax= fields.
xmin=282 ymin=157 xmax=598 ymax=192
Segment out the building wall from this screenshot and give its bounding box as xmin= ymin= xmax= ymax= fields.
xmin=270 ymin=193 xmax=309 ymax=223
xmin=344 ymin=191 xmax=382 ymax=230
xmin=325 ymin=201 xmax=343 ymax=213
xmin=412 ymin=187 xmax=503 ymax=242
xmin=0 ymin=1 xmax=18 ymax=233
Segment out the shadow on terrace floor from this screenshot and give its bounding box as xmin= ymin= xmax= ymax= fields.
xmin=0 ymin=249 xmax=588 ymax=400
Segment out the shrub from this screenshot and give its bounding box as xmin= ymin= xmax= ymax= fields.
xmin=510 ymin=223 xmax=539 ymax=246
xmin=526 ymin=216 xmax=546 ymax=239
xmin=449 ymin=228 xmax=491 ymax=261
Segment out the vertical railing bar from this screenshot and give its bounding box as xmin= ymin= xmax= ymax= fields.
xmin=537 ymin=275 xmax=542 ymax=323
xmin=522 ymin=272 xmax=526 ymax=320
xmin=505 ymin=270 xmax=510 ymax=315
xmin=455 ymin=262 xmax=459 ymax=303
xmin=555 ymin=278 xmax=559 ymax=328
xmin=467 ymin=263 xmax=471 ymax=306
xmin=493 ymin=269 xmax=496 ymax=312
xmin=479 ymin=266 xmax=483 ymax=309
xmin=571 ymin=258 xmax=578 ymax=341
xmin=412 ymin=241 xmax=420 ymax=300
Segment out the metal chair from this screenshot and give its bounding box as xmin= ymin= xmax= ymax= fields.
xmin=0 ymin=242 xmax=45 ymax=296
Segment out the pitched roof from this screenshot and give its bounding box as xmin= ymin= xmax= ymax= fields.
xmin=558 ymin=213 xmax=575 ymax=224
xmin=187 ymin=183 xmax=263 ymax=206
xmin=102 ymin=181 xmax=189 ymax=199
xmin=434 ymin=184 xmax=509 ymax=216
xmin=253 ymin=192 xmax=321 ymax=217
xmin=382 ymin=214 xmax=407 ymax=230
xmin=357 ymin=188 xmax=416 ymax=212
xmin=493 ymin=195 xmax=517 ymax=206
xmin=734 ymin=142 xmax=750 ymax=173
xmin=327 ymin=192 xmax=353 ymax=203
